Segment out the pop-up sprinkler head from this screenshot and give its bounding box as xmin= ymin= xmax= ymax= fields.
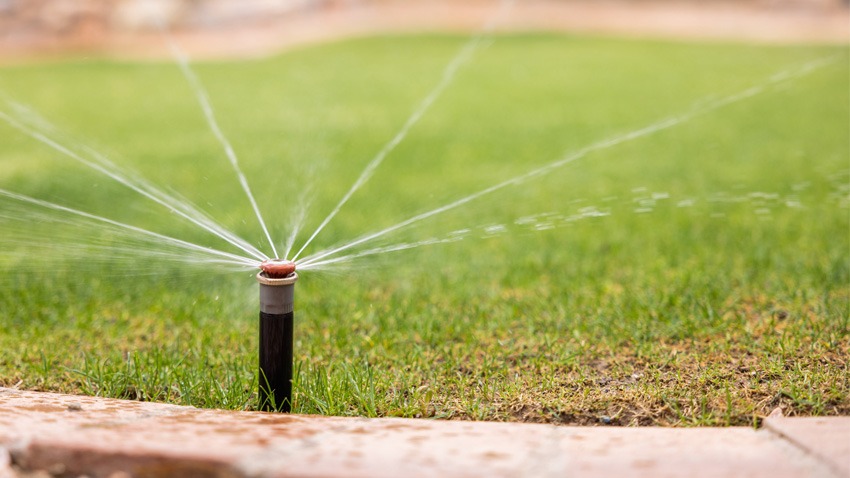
xmin=256 ymin=259 xmax=298 ymax=412
xmin=260 ymin=259 xmax=296 ymax=278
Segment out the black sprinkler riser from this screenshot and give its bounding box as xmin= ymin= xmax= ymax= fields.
xmin=257 ymin=271 xmax=298 ymax=413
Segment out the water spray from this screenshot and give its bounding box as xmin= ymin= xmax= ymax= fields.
xmin=256 ymin=259 xmax=298 ymax=412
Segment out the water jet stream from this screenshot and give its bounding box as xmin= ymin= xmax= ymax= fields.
xmin=0 ymin=188 xmax=259 ymax=268
xmin=282 ymin=191 xmax=311 ymax=261
xmin=0 ymin=101 xmax=268 ymax=262
xmin=297 ymin=56 xmax=836 ymax=268
xmin=0 ymin=206 xmax=257 ymax=272
xmin=168 ymin=38 xmax=279 ymax=259
xmin=298 ymin=236 xmax=463 ymax=271
xmin=300 ymin=181 xmax=833 ymax=270
xmin=0 ymin=238 xmax=250 ymax=271
xmin=291 ymin=0 xmax=515 ymax=262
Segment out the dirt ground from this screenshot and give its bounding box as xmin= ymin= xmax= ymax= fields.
xmin=0 ymin=0 xmax=847 ymax=63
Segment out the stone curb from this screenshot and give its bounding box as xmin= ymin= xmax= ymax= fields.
xmin=0 ymin=388 xmax=844 ymax=478
xmin=764 ymin=416 xmax=850 ymax=478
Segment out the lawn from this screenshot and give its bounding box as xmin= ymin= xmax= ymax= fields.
xmin=0 ymin=33 xmax=847 ymax=426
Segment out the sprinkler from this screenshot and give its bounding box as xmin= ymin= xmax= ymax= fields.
xmin=257 ymin=259 xmax=297 ymax=412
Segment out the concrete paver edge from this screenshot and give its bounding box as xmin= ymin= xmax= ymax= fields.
xmin=763 ymin=417 xmax=848 ymax=478
xmin=3 ymin=388 xmax=849 ymax=478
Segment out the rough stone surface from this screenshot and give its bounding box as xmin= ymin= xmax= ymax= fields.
xmin=765 ymin=416 xmax=850 ymax=478
xmin=0 ymin=388 xmax=842 ymax=478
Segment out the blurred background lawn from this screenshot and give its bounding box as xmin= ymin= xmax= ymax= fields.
xmin=0 ymin=0 xmax=847 ymax=425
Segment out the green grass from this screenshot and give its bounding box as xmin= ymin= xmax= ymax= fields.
xmin=0 ymin=34 xmax=847 ymax=426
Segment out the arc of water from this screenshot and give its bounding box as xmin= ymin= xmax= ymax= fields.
xmin=282 ymin=189 xmax=312 ymax=261
xmin=0 ymin=188 xmax=260 ymax=267
xmin=1 ymin=97 xmax=268 ymax=261
xmin=297 ymin=56 xmax=836 ymax=268
xmin=0 ymin=105 xmax=268 ymax=262
xmin=85 ymin=148 xmax=268 ymax=257
xmin=298 ymin=236 xmax=463 ymax=271
xmin=1 ymin=234 xmax=251 ymax=269
xmin=290 ymin=0 xmax=515 ymax=262
xmin=168 ymin=39 xmax=279 ymax=259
